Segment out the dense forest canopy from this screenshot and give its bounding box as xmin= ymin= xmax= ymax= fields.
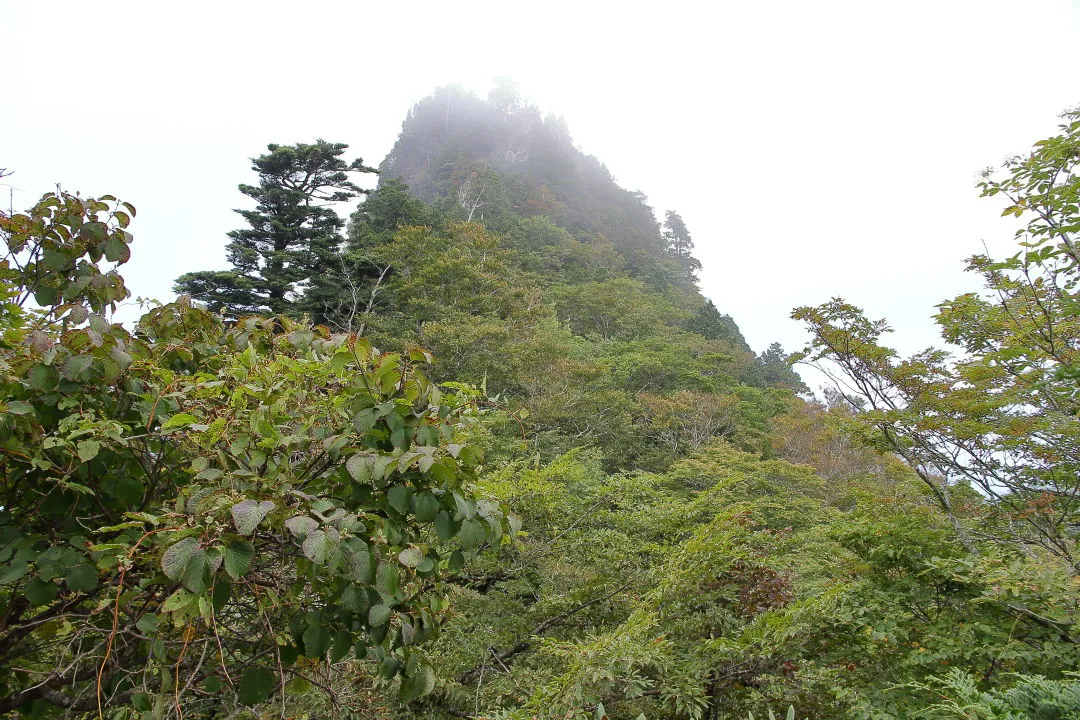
xmin=1 ymin=88 xmax=1079 ymax=720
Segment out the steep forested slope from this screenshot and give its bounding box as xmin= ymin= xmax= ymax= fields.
xmin=311 ymin=85 xmax=805 ymax=472
xmin=4 ymin=89 xmax=1079 ymax=720
xmin=379 ymin=83 xmax=679 ymax=287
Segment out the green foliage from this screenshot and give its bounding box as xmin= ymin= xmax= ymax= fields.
xmin=348 ymin=178 xmax=440 ymax=245
xmin=662 ymin=210 xmax=703 ymax=283
xmin=396 ymin=426 xmax=1078 ymax=719
xmin=303 ymin=179 xmax=444 ymax=332
xmin=0 ymin=191 xmax=133 ymax=334
xmin=909 ymin=670 xmax=1080 ymax=719
xmin=792 ymin=111 xmax=1080 ymax=569
xmin=1 ymin=190 xmax=512 ymax=716
xmin=749 ymin=342 xmax=809 ymax=394
xmin=380 ymin=86 xmax=681 ymax=291
xmin=22 ymin=89 xmax=1080 ymax=720
xmin=175 ymin=140 xmax=376 ymax=317
xmin=551 ymin=278 xmax=681 ymax=341
xmin=785 ymin=107 xmax=1080 ymax=718
xmin=748 ymin=706 xmax=799 ymax=720
xmin=344 ymin=84 xmax=796 ymax=477
xmin=686 ymin=299 xmax=752 ymax=351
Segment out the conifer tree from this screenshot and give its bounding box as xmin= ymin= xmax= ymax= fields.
xmin=301 ymin=179 xmax=439 ymax=330
xmin=754 ymin=341 xmax=808 ymax=393
xmin=686 ymin=299 xmax=751 ymax=351
xmin=175 ymin=140 xmax=375 ymax=317
xmin=662 ymin=210 xmax=703 ymax=282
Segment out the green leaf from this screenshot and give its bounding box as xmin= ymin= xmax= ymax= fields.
xmin=181 ymin=548 xmax=210 ymax=594
xmin=351 ymin=408 xmax=378 ymax=434
xmin=435 ymin=511 xmax=456 ymax=542
xmin=162 ymin=588 xmax=196 ymax=612
xmin=0 ymin=559 xmax=28 ymax=585
xmin=132 ymin=692 xmax=153 ymax=711
xmin=76 ymin=440 xmax=100 ymax=462
xmin=28 ymin=364 xmax=59 ymax=391
xmin=223 ymin=540 xmax=254 ymax=579
xmin=387 ymin=485 xmax=410 ymax=515
xmin=62 ymin=481 xmax=94 ymax=496
xmin=67 ymin=563 xmax=98 ymax=592
xmin=378 ymin=657 xmax=401 ymax=679
xmin=285 ymin=515 xmax=318 ymax=538
xmin=346 ymin=453 xmax=373 ymax=484
xmin=161 ymin=412 xmax=199 ymax=431
xmin=390 ymin=427 xmax=408 ymax=450
xmin=284 ymin=676 xmax=311 ymax=695
xmin=453 ymin=491 xmax=477 ymax=520
xmin=278 ymin=644 xmax=299 ymax=666
xmin=61 ymin=355 xmax=93 ymax=381
xmin=368 ymin=604 xmax=391 ymax=627
xmin=238 ymin=666 xmax=275 ymax=706
xmin=330 ymin=629 xmax=353 ymax=662
xmin=459 ymin=517 xmax=487 ymax=551
xmin=413 ymin=492 xmax=440 ymax=523
xmin=231 ymin=500 xmax=274 ymax=535
xmin=199 ymin=596 xmax=214 ymax=625
xmin=88 ymin=314 xmax=110 ymax=334
xmin=302 ymin=530 xmax=332 ymax=565
xmin=341 ymin=584 xmax=369 ymax=614
xmin=341 ymin=538 xmax=374 ymax=583
xmin=398 ymin=547 xmax=423 ymax=568
xmin=109 ymin=347 xmax=132 ymax=371
xmin=430 ymin=458 xmax=456 ymax=486
xmin=374 ymin=455 xmax=395 ymax=485
xmin=25 ymin=577 xmax=58 ymax=606
xmin=103 ymin=235 xmax=129 ymax=263
xmin=212 ymin=579 xmax=231 ymax=611
xmin=376 ymin=563 xmax=400 ymax=598
xmin=79 ymin=220 xmax=106 ymax=242
xmin=303 ymin=623 xmax=331 ymax=658
xmin=136 ymin=613 xmax=159 ymax=634
xmin=43 ymin=248 xmax=69 ymax=270
xmin=34 ymin=286 xmax=58 ymax=307
xmin=4 ymin=401 xmax=34 ymax=415
xmin=399 ymin=660 xmax=436 ymax=703
xmin=286 ymin=329 xmax=314 ymax=349
xmin=162 ymin=537 xmax=199 ymax=580
xmin=378 ymin=369 xmax=400 ymax=394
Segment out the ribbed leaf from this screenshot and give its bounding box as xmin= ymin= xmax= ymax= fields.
xmin=231 ymin=500 xmax=274 ymax=535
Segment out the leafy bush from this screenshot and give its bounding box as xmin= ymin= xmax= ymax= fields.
xmin=0 ymin=191 xmax=513 ymax=716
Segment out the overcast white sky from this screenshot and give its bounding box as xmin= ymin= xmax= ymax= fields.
xmin=4 ymin=0 xmax=1080 ymax=381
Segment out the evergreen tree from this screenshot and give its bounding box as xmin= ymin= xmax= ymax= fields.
xmin=301 ymin=179 xmax=440 ymax=330
xmin=347 ymin=178 xmax=437 ymax=245
xmin=662 ymin=210 xmax=703 ymax=282
xmin=174 ymin=140 xmax=375 ymax=317
xmin=686 ymin=299 xmax=751 ymax=351
xmin=754 ymin=341 xmax=809 ymax=393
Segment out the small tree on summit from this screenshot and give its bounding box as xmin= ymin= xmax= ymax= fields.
xmin=175 ymin=140 xmax=376 ymax=317
xmin=662 ymin=210 xmax=703 ymax=282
